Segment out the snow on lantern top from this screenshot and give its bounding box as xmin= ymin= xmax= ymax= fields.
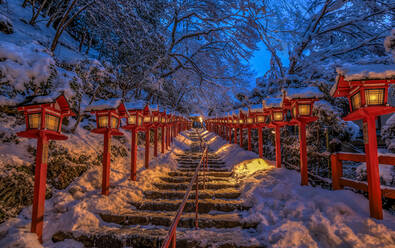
xmin=331 ymin=63 xmax=395 ymax=120
xmin=87 ymin=98 xmax=126 ymax=134
xmin=17 ymin=94 xmax=74 ymax=140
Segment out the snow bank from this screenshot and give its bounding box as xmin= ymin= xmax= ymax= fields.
xmin=337 ymin=63 xmax=395 ymax=81
xmin=0 ymin=41 xmax=55 ymax=91
xmin=0 ymin=128 xmax=189 ymax=247
xmin=202 ymin=131 xmax=395 ymax=248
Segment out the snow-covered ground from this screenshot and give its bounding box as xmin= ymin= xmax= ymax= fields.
xmin=203 ymin=131 xmax=395 ymax=248
xmin=0 ymin=129 xmax=193 ymax=248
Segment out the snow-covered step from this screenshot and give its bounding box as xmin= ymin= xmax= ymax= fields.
xmin=129 ymin=199 xmax=250 ymax=213
xmin=168 ymin=171 xmax=233 ymax=177
xmin=52 ymin=227 xmax=262 ymax=248
xmin=99 ymin=211 xmax=258 ymax=229
xmin=178 ymin=167 xmax=230 ymax=172
xmin=144 ymin=188 xmax=241 ymax=200
xmin=153 ymin=181 xmax=238 ymax=190
xmin=159 ymin=176 xmax=233 ymax=183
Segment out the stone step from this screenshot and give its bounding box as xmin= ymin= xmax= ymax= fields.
xmin=52 ymin=228 xmax=262 ymax=248
xmin=159 ymin=176 xmax=233 ymax=184
xmin=144 ymin=189 xmax=241 ymax=200
xmin=168 ymin=171 xmax=233 ymax=177
xmin=177 ymin=164 xmax=226 ymax=169
xmin=178 ymin=167 xmax=230 ymax=172
xmin=130 ymin=199 xmax=250 ymax=213
xmin=177 ymin=161 xmax=226 ymax=165
xmin=153 ymin=182 xmax=238 ymax=190
xmin=99 ymin=211 xmax=258 ymax=229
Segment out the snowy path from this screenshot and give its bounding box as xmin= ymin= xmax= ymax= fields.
xmin=0 ymin=129 xmax=394 ymax=248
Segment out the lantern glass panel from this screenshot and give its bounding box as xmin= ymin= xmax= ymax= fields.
xmin=233 ymin=119 xmax=237 ymax=124
xmin=45 ymin=114 xmax=60 ymax=131
xmin=154 ymin=116 xmax=159 ymax=122
xmin=143 ymin=116 xmax=151 ymax=123
xmin=239 ymin=119 xmax=244 ymax=124
xmin=298 ymin=104 xmax=311 ymax=116
xmin=98 ymin=115 xmax=108 ymax=128
xmin=128 ymin=115 xmax=136 ymax=125
xmin=161 ymin=116 xmax=166 ymax=123
xmin=247 ymin=118 xmax=253 ymax=124
xmin=138 ymin=116 xmax=142 ymax=126
xmin=292 ymin=107 xmax=297 ymax=118
xmin=257 ymin=115 xmax=265 ymax=123
xmin=28 ymin=113 xmax=41 ymax=129
xmin=273 ymin=112 xmax=283 ymax=121
xmin=351 ymin=92 xmax=361 ymax=111
xmin=365 ymin=89 xmax=384 ymax=106
xmin=111 ymin=117 xmax=118 ymax=128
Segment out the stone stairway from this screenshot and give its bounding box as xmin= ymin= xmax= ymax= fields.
xmin=52 ymin=130 xmax=262 ymax=248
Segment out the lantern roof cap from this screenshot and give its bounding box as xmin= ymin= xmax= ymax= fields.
xmin=19 ymin=93 xmax=72 ymax=114
xmin=283 ymin=87 xmax=323 ymax=100
xmin=331 ymin=63 xmax=395 ymax=97
xmin=85 ymin=98 xmax=126 ymax=114
xmin=263 ymin=97 xmax=282 ymax=108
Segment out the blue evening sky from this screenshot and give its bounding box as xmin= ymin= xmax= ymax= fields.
xmin=249 ymin=42 xmax=289 ymax=88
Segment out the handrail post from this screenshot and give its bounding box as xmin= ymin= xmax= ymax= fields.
xmin=195 ymin=169 xmax=199 ymax=229
xmin=331 ymin=153 xmax=343 ymax=190
xmin=171 ymin=232 xmax=176 ymax=248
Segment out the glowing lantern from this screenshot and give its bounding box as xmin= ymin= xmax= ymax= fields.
xmin=17 ymin=94 xmax=74 ymax=243
xmin=331 ymin=64 xmax=395 ymax=219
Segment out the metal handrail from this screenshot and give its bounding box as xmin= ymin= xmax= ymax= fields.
xmin=161 ymin=132 xmax=208 ymax=248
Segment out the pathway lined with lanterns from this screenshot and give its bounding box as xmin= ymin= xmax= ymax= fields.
xmin=52 ymin=130 xmax=261 ymax=248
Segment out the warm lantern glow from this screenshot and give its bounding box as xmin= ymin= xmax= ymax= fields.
xmin=128 ymin=115 xmax=136 ymax=125
xmin=239 ymin=119 xmax=244 ymax=124
xmin=351 ymin=92 xmax=361 ymax=111
xmin=144 ymin=116 xmax=151 ymax=123
xmin=298 ymin=104 xmax=311 ymax=116
xmin=138 ymin=117 xmax=143 ymax=126
xmin=273 ymin=112 xmax=283 ymax=121
xmin=154 ymin=116 xmax=159 ymax=122
xmin=28 ymin=113 xmax=41 ymax=129
xmin=293 ymin=107 xmax=297 ymax=118
xmin=111 ymin=117 xmax=118 ymax=128
xmin=233 ymin=119 xmax=237 ymax=124
xmin=161 ymin=116 xmax=166 ymax=123
xmin=247 ymin=118 xmax=253 ymax=124
xmin=365 ymin=89 xmax=384 ymax=106
xmin=257 ymin=115 xmax=265 ymax=123
xmin=45 ymin=114 xmax=59 ymax=131
xmin=98 ymin=115 xmax=108 ymax=128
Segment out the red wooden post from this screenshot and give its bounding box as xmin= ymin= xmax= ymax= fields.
xmin=145 ymin=128 xmax=150 ymax=169
xmin=102 ymin=129 xmax=111 ymax=195
xmin=130 ymin=128 xmax=137 ymax=181
xmin=154 ymin=127 xmax=158 ymax=157
xmin=228 ymin=127 xmax=231 ymax=143
xmin=275 ymin=125 xmax=281 ymax=168
xmin=247 ymin=128 xmax=251 ymax=151
xmin=239 ymin=128 xmax=243 ymax=147
xmin=234 ymin=128 xmax=237 ymax=144
xmin=330 ymin=153 xmax=343 ymax=190
xmin=364 ymin=116 xmax=383 ymax=219
xmin=31 ymin=132 xmax=49 ymax=243
xmin=258 ymin=127 xmax=263 ymax=158
xmin=299 ymin=122 xmax=308 ymax=185
xmin=171 ymin=232 xmax=176 ymax=248
xmin=167 ymin=125 xmax=170 ymax=149
xmin=161 ymin=126 xmax=165 ymax=153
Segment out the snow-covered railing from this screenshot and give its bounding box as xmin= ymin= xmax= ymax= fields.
xmin=331 ymin=153 xmax=395 ymax=216
xmin=161 ymin=136 xmax=208 ymax=248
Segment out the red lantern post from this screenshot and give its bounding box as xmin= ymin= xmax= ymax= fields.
xmin=284 ymin=88 xmax=321 ymax=185
xmin=88 ymin=99 xmax=126 ymax=195
xmin=17 ymin=94 xmax=74 ymax=243
xmin=122 ymin=103 xmax=144 ymax=181
xmin=331 ymin=65 xmax=395 ymax=219
xmin=142 ymin=105 xmax=153 ymax=169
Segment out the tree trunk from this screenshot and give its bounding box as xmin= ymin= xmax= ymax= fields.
xmin=30 ymin=0 xmax=48 ymax=25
